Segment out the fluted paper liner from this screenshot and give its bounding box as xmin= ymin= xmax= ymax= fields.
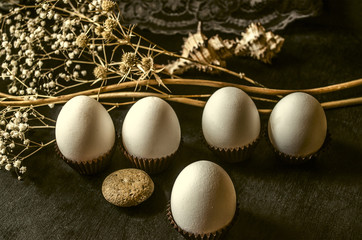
xmin=120 ymin=138 xmax=182 ymax=174
xmin=203 ymin=133 xmax=260 ymax=163
xmin=55 ymin=143 xmax=115 ymax=175
xmin=271 ymin=131 xmax=331 ymax=164
xmin=166 ymin=201 xmax=239 ymax=240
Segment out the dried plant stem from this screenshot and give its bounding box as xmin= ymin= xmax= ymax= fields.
xmin=58 ymin=92 xmax=362 ymax=112
xmin=94 ymin=92 xmax=211 ymax=99
xmin=28 ymin=126 xmax=56 ymax=129
xmin=93 ymin=92 xmax=206 ymax=107
xmin=321 ymin=96 xmax=362 ymax=109
xmin=161 ymin=78 xmax=362 ymax=96
xmin=19 ymin=139 xmax=56 ymax=161
xmin=97 ymin=93 xmax=362 ymax=113
xmin=0 ymin=92 xmax=23 ymax=100
xmin=252 ymin=96 xmax=278 ymax=103
xmin=0 ymin=77 xmax=361 ymax=107
xmin=104 ymin=101 xmax=137 ymax=112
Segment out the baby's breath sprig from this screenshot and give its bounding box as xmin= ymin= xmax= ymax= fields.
xmin=0 ymin=106 xmax=55 ymax=180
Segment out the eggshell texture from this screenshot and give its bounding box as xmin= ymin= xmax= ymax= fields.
xmin=268 ymin=92 xmax=327 ymax=157
xmin=170 ymin=160 xmax=236 ymax=235
xmin=122 ymin=97 xmax=181 ymax=159
xmin=55 ymin=95 xmax=115 ymax=163
xmin=202 ymin=87 xmax=260 ymax=149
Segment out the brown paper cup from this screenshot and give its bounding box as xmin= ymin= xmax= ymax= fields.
xmin=120 ymin=139 xmax=181 ymax=174
xmin=166 ymin=201 xmax=239 ymax=240
xmin=204 ymin=135 xmax=259 ymax=163
xmin=55 ymin=143 xmax=115 ymax=175
xmin=271 ymin=131 xmax=331 ymax=164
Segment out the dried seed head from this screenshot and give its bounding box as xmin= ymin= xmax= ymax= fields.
xmin=119 ymin=62 xmax=130 ymax=75
xmin=102 ymin=0 xmax=116 ymax=12
xmin=141 ymin=57 xmax=153 ymax=72
xmin=95 ymin=26 xmax=104 ymax=36
xmin=76 ymin=33 xmax=88 ymax=48
xmin=104 ymin=18 xmax=117 ymax=30
xmin=93 ymin=65 xmax=107 ymax=79
xmin=101 ymin=30 xmax=113 ymax=40
xmin=122 ymin=52 xmax=138 ymax=67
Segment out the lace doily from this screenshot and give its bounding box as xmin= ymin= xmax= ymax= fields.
xmin=118 ymin=0 xmax=322 ymax=34
xmin=1 ymin=1 xmax=322 ymax=34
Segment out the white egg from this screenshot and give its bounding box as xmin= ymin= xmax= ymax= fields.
xmin=268 ymin=92 xmax=327 ymax=157
xmin=122 ymin=97 xmax=181 ymax=159
xmin=171 ymin=160 xmax=236 ymax=235
xmin=55 ymin=95 xmax=115 ymax=162
xmin=202 ymin=87 xmax=260 ymax=149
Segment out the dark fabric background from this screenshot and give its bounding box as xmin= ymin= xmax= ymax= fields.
xmin=0 ymin=0 xmax=361 ymax=239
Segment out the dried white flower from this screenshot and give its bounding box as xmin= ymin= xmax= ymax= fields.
xmin=122 ymin=52 xmax=138 ymax=67
xmin=101 ymin=30 xmax=113 ymax=41
xmin=18 ymin=123 xmax=28 ymax=131
xmin=13 ymin=160 xmax=21 ymax=168
xmin=101 ymin=0 xmax=115 ymax=12
xmin=104 ymin=18 xmax=117 ymax=30
xmin=76 ymin=33 xmax=88 ymax=48
xmin=5 ymin=164 xmax=12 ymax=171
xmin=19 ymin=166 xmax=27 ymax=174
xmin=93 ymin=65 xmax=108 ymax=79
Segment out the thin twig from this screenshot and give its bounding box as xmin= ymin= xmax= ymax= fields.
xmin=0 ymin=78 xmax=361 ymax=107
xmin=19 ymin=139 xmax=56 ymax=161
xmin=321 ymin=96 xmax=362 ymax=109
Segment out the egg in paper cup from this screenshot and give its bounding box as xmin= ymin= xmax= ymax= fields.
xmin=205 ymin=136 xmax=260 ymax=164
xmin=55 ymin=95 xmax=116 ymax=174
xmin=268 ymin=92 xmax=328 ymax=164
xmin=166 ymin=202 xmax=239 ymax=240
xmin=168 ymin=160 xmax=238 ymax=239
xmin=121 ymin=97 xmax=181 ymax=174
xmin=119 ymin=140 xmax=181 ymax=174
xmin=202 ymin=87 xmax=260 ymax=163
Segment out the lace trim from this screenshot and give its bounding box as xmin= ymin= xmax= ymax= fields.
xmin=118 ymin=0 xmax=322 ymax=34
xmin=1 ymin=1 xmax=322 ymax=34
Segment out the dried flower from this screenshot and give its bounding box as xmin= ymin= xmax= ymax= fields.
xmin=95 ymin=25 xmax=103 ymax=36
xmin=76 ymin=33 xmax=88 ymax=48
xmin=164 ymin=22 xmax=284 ymax=74
xmin=235 ymin=22 xmax=284 ymax=63
xmin=13 ymin=160 xmax=21 ymax=168
xmin=104 ymin=18 xmax=117 ymax=30
xmin=101 ymin=30 xmax=113 ymax=40
xmin=93 ymin=65 xmax=108 ymax=79
xmin=101 ymin=0 xmax=115 ymax=12
xmin=141 ymin=57 xmax=153 ymax=72
xmin=0 ymin=106 xmax=54 ymax=179
xmin=5 ymin=164 xmax=12 ymax=171
xmin=119 ymin=62 xmax=130 ymax=75
xmin=122 ymin=52 xmax=138 ymax=67
xmin=19 ymin=166 xmax=26 ymax=174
